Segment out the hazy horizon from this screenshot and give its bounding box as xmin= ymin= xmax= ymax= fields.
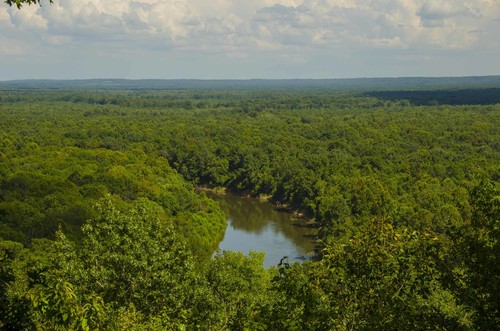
xmin=3 ymin=74 xmax=500 ymax=82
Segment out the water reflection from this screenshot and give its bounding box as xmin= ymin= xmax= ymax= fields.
xmin=207 ymin=191 xmax=318 ymax=268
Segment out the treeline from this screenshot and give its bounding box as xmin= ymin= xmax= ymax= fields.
xmin=1 ymin=89 xmax=499 ymax=329
xmin=366 ymin=88 xmax=500 ymax=105
xmin=2 ymin=75 xmax=499 ymax=90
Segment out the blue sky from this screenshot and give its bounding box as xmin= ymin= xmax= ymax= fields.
xmin=1 ymin=0 xmax=499 ymax=80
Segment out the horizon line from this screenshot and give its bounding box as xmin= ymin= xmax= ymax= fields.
xmin=2 ymin=74 xmax=500 ymax=82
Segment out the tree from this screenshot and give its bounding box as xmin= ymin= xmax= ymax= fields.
xmin=0 ymin=196 xmax=207 ymax=329
xmin=207 ymin=250 xmax=270 ymax=329
xmin=66 ymin=197 xmax=198 ymax=322
xmin=4 ymin=0 xmax=52 ymax=9
xmin=269 ymin=218 xmax=474 ymax=330
xmin=453 ymin=180 xmax=500 ymax=329
xmin=0 ymin=239 xmax=33 ymax=330
xmin=5 ymin=0 xmax=53 ymax=9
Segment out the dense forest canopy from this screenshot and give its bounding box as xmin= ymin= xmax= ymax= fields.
xmin=0 ymin=83 xmax=499 ymax=329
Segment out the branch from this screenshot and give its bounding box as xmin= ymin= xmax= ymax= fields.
xmin=4 ymin=0 xmax=53 ymax=9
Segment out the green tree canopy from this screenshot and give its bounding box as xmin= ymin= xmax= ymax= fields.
xmin=4 ymin=0 xmax=52 ymax=9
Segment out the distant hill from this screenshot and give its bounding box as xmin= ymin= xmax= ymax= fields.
xmin=1 ymin=76 xmax=500 ymax=91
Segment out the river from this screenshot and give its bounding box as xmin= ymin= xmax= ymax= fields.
xmin=206 ymin=191 xmax=319 ymax=268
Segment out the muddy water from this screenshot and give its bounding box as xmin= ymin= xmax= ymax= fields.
xmin=207 ymin=192 xmax=318 ymax=268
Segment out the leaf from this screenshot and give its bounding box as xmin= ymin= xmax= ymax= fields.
xmin=81 ymin=317 xmax=88 ymax=330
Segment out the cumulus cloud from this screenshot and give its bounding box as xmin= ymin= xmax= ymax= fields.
xmin=0 ymin=0 xmax=498 ymax=78
xmin=3 ymin=0 xmax=498 ymax=52
xmin=8 ymin=4 xmax=47 ymax=29
xmin=417 ymin=1 xmax=471 ymax=27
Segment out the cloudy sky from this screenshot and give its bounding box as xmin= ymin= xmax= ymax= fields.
xmin=1 ymin=0 xmax=499 ymax=80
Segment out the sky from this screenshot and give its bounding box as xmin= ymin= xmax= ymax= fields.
xmin=1 ymin=0 xmax=499 ymax=80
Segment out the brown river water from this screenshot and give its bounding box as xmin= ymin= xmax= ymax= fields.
xmin=206 ymin=191 xmax=319 ymax=268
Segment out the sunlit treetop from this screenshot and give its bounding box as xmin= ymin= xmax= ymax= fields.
xmin=4 ymin=0 xmax=53 ymax=9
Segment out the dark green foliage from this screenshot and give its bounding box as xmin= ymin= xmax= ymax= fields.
xmin=73 ymin=198 xmax=193 ymax=315
xmin=0 ymin=198 xmax=201 ymax=329
xmin=4 ymin=0 xmax=52 ymax=9
xmin=366 ymin=88 xmax=500 ymax=106
xmin=0 ymin=240 xmax=34 ymax=330
xmin=206 ymin=251 xmax=270 ymax=329
xmin=0 ymin=87 xmax=498 ymax=329
xmin=451 ymin=180 xmax=500 ymax=329
xmin=0 ymin=143 xmax=226 ymax=254
xmin=269 ymin=219 xmax=475 ymax=330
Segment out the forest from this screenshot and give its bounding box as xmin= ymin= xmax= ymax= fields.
xmin=0 ymin=82 xmax=499 ymax=330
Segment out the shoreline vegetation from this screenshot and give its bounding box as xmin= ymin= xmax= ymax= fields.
xmin=1 ymin=81 xmax=498 ymax=329
xmin=197 ymin=185 xmax=315 ymax=223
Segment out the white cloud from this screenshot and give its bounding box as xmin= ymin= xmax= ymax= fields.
xmin=8 ymin=4 xmax=47 ymax=29
xmin=0 ymin=36 xmax=30 ymax=55
xmin=0 ymin=0 xmax=498 ymax=78
xmin=3 ymin=0 xmax=498 ymax=51
xmin=417 ymin=1 xmax=471 ymax=27
xmin=418 ymin=1 xmax=470 ymax=20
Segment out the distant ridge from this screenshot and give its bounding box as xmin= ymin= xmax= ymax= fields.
xmin=1 ymin=76 xmax=500 ymax=90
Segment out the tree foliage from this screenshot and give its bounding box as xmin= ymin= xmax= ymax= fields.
xmin=0 ymin=87 xmax=498 ymax=329
xmin=4 ymin=0 xmax=52 ymax=9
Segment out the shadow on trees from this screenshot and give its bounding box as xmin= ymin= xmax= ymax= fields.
xmin=365 ymin=88 xmax=500 ymax=106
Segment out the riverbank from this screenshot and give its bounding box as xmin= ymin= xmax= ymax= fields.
xmin=204 ymin=189 xmax=320 ymax=268
xmin=196 ymin=186 xmax=320 ymax=228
